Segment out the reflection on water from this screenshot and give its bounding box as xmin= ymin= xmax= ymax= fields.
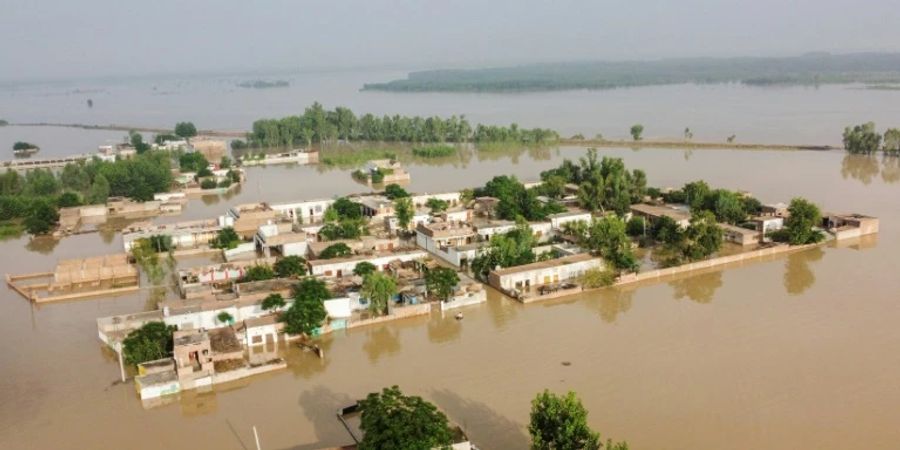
xmin=669 ymin=271 xmax=724 ymax=304
xmin=362 ymin=326 xmax=402 ymax=363
xmin=881 ymin=156 xmax=900 ymax=183
xmin=841 ymin=154 xmax=879 ymax=184
xmin=25 ymin=236 xmax=60 ymax=254
xmin=427 ymin=314 xmax=462 ymax=344
xmin=298 ymin=385 xmax=355 ymax=450
xmin=783 ymin=247 xmax=824 ymax=296
xmin=594 ymin=287 xmax=635 ymax=323
xmin=431 ymin=389 xmax=529 ymax=450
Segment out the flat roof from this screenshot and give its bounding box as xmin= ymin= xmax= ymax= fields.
xmin=718 ymin=223 xmax=759 ymax=236
xmin=308 ymin=249 xmax=425 ymax=267
xmin=491 ymin=253 xmax=599 ymax=277
xmin=630 ymin=203 xmax=691 ymax=220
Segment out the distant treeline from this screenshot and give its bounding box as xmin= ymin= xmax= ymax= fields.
xmin=363 ymin=53 xmax=900 ymax=92
xmin=241 ymin=102 xmax=558 ymax=148
xmin=237 ymin=80 xmax=289 ymax=89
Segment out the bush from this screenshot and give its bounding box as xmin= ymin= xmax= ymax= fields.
xmin=241 ymin=265 xmax=276 ymax=282
xmin=319 ymin=243 xmax=352 ymax=259
xmin=580 ymin=268 xmax=618 ymax=288
xmin=274 ymin=255 xmax=307 ymax=278
xmin=200 ymin=179 xmax=218 ymax=189
xmin=217 ymin=178 xmax=232 ymax=188
xmin=261 ymin=293 xmax=286 ymax=311
xmin=625 ymin=216 xmax=645 ymax=237
xmin=24 ymin=199 xmax=59 ymax=235
xmin=122 ymin=322 xmax=176 ymax=366
xmin=353 ymin=261 xmax=377 ymax=277
xmin=210 ymin=227 xmax=241 ymax=249
xmin=412 ymin=144 xmax=456 ymax=158
xmin=383 ymin=184 xmax=409 ymax=199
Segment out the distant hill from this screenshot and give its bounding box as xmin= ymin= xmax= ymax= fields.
xmin=363 ymin=53 xmax=900 ymax=92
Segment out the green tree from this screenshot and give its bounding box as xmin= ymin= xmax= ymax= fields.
xmin=884 ymin=128 xmax=900 ymax=155
xmin=261 ymin=293 xmax=286 ymax=311
xmin=281 ymin=278 xmax=330 ymax=336
xmin=529 ymin=390 xmax=601 ymax=450
xmin=274 ymin=255 xmax=307 ymax=278
xmin=129 ymin=131 xmax=151 ymax=154
xmin=425 ymin=197 xmax=450 ymax=214
xmin=358 ymin=386 xmax=454 ymax=450
xmin=211 ymin=227 xmax=241 ymax=249
xmin=425 ymin=267 xmax=460 ymax=301
xmin=362 ymin=272 xmax=397 ymax=316
xmin=319 ymin=242 xmax=352 ymax=259
xmin=179 ymin=152 xmax=209 ymax=173
xmin=630 ymin=124 xmax=644 ymax=141
xmin=394 ymin=196 xmax=414 ymax=230
xmin=783 ymin=197 xmax=824 ymax=245
xmin=706 ymin=189 xmax=746 ymax=224
xmin=625 ymin=216 xmax=645 ymax=237
xmin=383 ymin=183 xmax=409 ymax=199
xmin=217 ymin=311 xmax=234 ymax=325
xmin=87 ymin=173 xmax=110 ymax=204
xmin=682 ymin=180 xmax=711 ymax=211
xmin=24 ymin=199 xmax=59 ymax=235
xmin=219 ymin=156 xmax=232 ymax=169
xmin=842 ymin=122 xmax=882 ymax=154
xmin=582 ymin=216 xmax=638 ymax=272
xmin=174 ymin=122 xmax=198 ymax=138
xmin=122 ymin=322 xmax=176 ymax=366
xmin=680 ymin=211 xmax=723 ymax=261
xmin=353 ymin=261 xmax=377 ymax=277
xmin=241 ymin=264 xmax=275 ymax=282
xmin=57 ymin=191 xmax=82 ymax=208
xmin=579 ymin=268 xmax=618 ymax=288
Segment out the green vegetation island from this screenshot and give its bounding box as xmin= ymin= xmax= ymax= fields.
xmin=363 ymin=52 xmax=900 ymax=92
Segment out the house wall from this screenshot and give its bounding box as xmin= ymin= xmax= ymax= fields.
xmin=550 ymin=213 xmax=592 ymax=230
xmin=309 ymin=250 xmax=428 ymax=278
xmin=489 ymin=258 xmax=604 ymax=291
xmin=271 ymin=199 xmax=334 ymax=224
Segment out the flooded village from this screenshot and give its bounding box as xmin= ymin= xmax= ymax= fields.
xmin=3 ymin=132 xmax=881 ymax=427
xmin=4 ymin=15 xmax=900 ymax=445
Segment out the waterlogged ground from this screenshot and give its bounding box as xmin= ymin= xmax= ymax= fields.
xmin=1 ymin=145 xmax=899 ymax=449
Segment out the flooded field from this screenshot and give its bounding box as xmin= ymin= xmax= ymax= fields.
xmin=1 ymin=145 xmax=899 ymax=449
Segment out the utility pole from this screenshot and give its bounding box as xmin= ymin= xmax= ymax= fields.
xmin=253 ymin=426 xmax=261 ymax=450
xmin=117 ymin=341 xmax=126 ymax=383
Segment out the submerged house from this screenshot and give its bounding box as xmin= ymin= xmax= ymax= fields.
xmin=487 ymin=253 xmax=604 ymax=302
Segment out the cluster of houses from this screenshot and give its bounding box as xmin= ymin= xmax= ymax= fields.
xmin=74 ymin=178 xmax=883 ymax=403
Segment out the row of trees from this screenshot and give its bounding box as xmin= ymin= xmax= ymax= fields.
xmin=660 ymin=180 xmax=762 ymax=225
xmin=356 ymin=386 xmax=628 ymax=450
xmin=0 ymin=152 xmax=173 ymax=234
xmin=843 ymin=122 xmax=900 ymax=155
xmin=247 ymin=102 xmax=559 ymax=147
xmin=540 ymin=149 xmax=647 ymax=216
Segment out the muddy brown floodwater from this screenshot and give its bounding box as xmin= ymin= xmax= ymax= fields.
xmin=1 ymin=147 xmax=899 ymax=450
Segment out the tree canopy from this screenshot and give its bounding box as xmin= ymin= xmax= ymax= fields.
xmin=843 ymin=122 xmax=882 ymax=154
xmin=353 ymin=261 xmax=377 ymax=277
xmin=383 ymin=183 xmax=410 ymax=199
xmin=174 ymin=122 xmax=198 ymax=138
xmin=319 ymin=243 xmax=352 ymax=259
xmin=122 ymin=321 xmax=176 ymax=366
xmin=425 ymin=267 xmax=459 ymax=301
xmin=358 ymin=386 xmax=454 ymax=450
xmin=529 ymin=390 xmax=601 ymax=450
xmin=394 ymin=197 xmax=414 ymax=230
xmin=543 ymin=150 xmax=646 ymax=216
xmin=210 ymin=227 xmax=241 ymax=249
xmin=630 ymin=124 xmax=644 ymax=141
xmin=362 ymin=272 xmax=397 ymax=316
xmin=281 ymin=278 xmax=330 ymax=336
xmin=475 ymin=175 xmax=564 ymax=221
xmin=261 ymin=293 xmax=286 ymax=311
xmin=471 ymin=220 xmax=537 ymax=280
xmin=782 ymin=198 xmax=824 ymax=245
xmin=274 ymin=255 xmax=307 ymax=278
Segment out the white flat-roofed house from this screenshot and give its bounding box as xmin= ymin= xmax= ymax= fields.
xmin=254 ymin=222 xmax=309 ymax=258
xmin=549 ymin=210 xmax=593 ymax=230
xmin=308 ymin=250 xmax=428 ymax=278
xmin=487 ymin=253 xmax=604 ymax=295
xmin=416 ymin=220 xmax=477 ymax=267
xmin=473 ymin=220 xmax=553 ymax=243
xmin=270 ymin=199 xmax=334 ymax=224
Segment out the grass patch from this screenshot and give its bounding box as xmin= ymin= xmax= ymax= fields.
xmin=412 ymin=144 xmax=457 ymax=158
xmin=0 ymin=220 xmax=25 ymax=239
xmin=320 ymin=147 xmax=397 ymax=167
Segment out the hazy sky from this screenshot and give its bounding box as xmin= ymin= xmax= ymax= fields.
xmin=2 ymin=0 xmax=899 ymax=81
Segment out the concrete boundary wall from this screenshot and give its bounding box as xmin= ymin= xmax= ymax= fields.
xmin=615 ymin=243 xmax=818 ymax=287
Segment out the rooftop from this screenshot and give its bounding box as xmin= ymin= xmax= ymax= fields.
xmin=491 ymin=253 xmax=599 ymax=276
